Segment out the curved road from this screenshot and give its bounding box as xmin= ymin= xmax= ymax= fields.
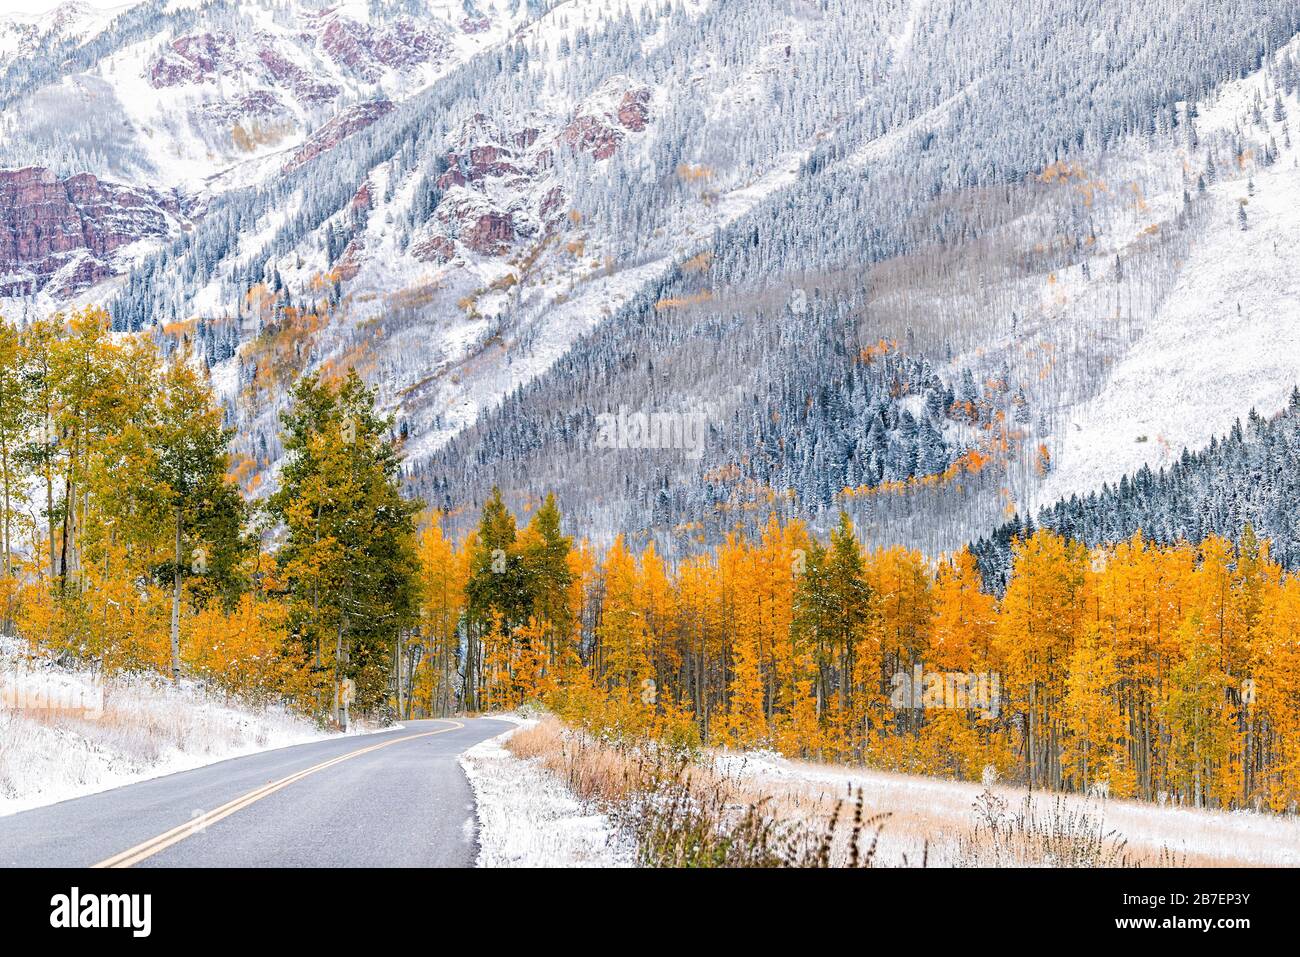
xmin=0 ymin=718 xmax=512 ymax=868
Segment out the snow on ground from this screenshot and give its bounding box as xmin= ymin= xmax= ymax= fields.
xmin=458 ymin=715 xmax=1300 ymax=867
xmin=886 ymin=0 xmax=927 ymax=66
xmin=713 ymin=750 xmax=1300 ymax=867
xmin=0 ymin=1 xmax=136 ymax=60
xmin=1041 ymin=163 xmax=1300 ymax=502
xmin=0 ymin=637 xmax=330 ymax=817
xmin=1040 ymin=50 xmax=1300 ymax=503
xmin=396 ymin=137 xmax=821 ymax=464
xmin=459 ymin=717 xmax=636 ymax=868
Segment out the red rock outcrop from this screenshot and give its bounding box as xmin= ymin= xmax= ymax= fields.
xmin=318 ymin=13 xmax=451 ymax=81
xmin=461 ymin=211 xmax=516 ymax=256
xmin=563 ymin=114 xmax=622 ymax=160
xmin=0 ymin=167 xmax=182 ymax=298
xmin=411 ymin=115 xmax=545 ymax=264
xmin=351 ymin=182 xmax=373 ymax=212
xmin=335 ymin=236 xmax=365 ymax=281
xmin=149 ymin=32 xmax=239 ymax=87
xmin=255 ymin=45 xmax=339 ymax=104
xmin=436 ymin=142 xmax=523 ymax=190
xmin=539 ymin=185 xmax=567 ymax=222
xmin=411 ymin=233 xmax=456 ymax=263
xmin=562 ymin=78 xmax=653 ymax=160
xmin=149 ymin=30 xmax=339 ymax=106
xmin=409 ymin=83 xmax=654 ymax=269
xmin=283 ymin=99 xmax=395 ymax=172
xmin=617 ymin=88 xmax=651 ymax=132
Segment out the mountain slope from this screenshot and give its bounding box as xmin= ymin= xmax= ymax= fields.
xmin=4 ymin=0 xmax=1300 ymax=557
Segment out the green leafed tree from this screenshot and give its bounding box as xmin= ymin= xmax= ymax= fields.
xmin=149 ymin=352 xmax=246 ymax=682
xmin=268 ymin=370 xmax=419 ymax=722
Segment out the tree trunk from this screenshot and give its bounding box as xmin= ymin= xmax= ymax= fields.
xmin=58 ymin=482 xmax=70 ymax=590
xmin=0 ymin=436 xmax=9 ymax=635
xmin=464 ymin=622 xmax=478 ymax=711
xmin=170 ymin=507 xmax=183 ymax=684
xmin=45 ymin=414 xmax=56 ymax=580
xmin=335 ymin=615 xmax=345 ymax=728
xmin=394 ymin=629 xmax=403 ymax=720
xmin=1028 ymin=680 xmax=1037 ymax=790
xmin=1 ymin=437 xmax=10 ymax=576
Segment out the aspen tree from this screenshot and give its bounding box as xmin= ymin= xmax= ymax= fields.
xmin=1087 ymin=533 xmax=1191 ymax=800
xmin=564 ymin=537 xmax=598 ymax=687
xmin=866 ymin=544 xmax=933 ymax=739
xmin=1255 ymin=575 xmax=1300 ymax=809
xmin=930 ymin=548 xmax=996 ymax=672
xmin=996 ymin=529 xmax=1087 ymax=790
xmin=49 ymin=309 xmax=123 ymax=593
xmin=0 ymin=318 xmax=27 ymax=625
xmin=636 ymin=541 xmax=678 ymax=700
xmin=415 ymin=516 xmax=468 ymax=716
xmin=822 ymin=514 xmax=874 ymax=756
xmin=519 ymin=492 xmax=575 ymax=672
xmin=19 ymin=318 xmax=61 ymax=580
xmin=598 ymin=536 xmax=650 ymax=692
xmin=268 ymin=372 xmax=418 ymax=720
xmin=723 ymin=535 xmax=768 ymax=748
xmin=1062 ymin=625 xmax=1132 ymax=795
xmin=150 ymin=353 xmax=234 ymax=683
xmin=676 ymin=552 xmax=721 ymax=736
xmin=1165 ymin=616 xmax=1234 ymax=809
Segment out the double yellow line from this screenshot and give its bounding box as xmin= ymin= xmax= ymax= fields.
xmin=93 ymin=720 xmax=464 ymax=868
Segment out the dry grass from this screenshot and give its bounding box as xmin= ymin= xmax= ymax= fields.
xmin=954 ymin=787 xmax=1182 ymax=867
xmin=504 ymin=717 xmax=1266 ymax=867
xmin=506 ymin=719 xmax=644 ymax=805
xmin=0 ymin=651 xmax=323 ymax=814
xmin=506 ymin=718 xmax=894 ymax=867
xmin=714 ymin=752 xmax=1295 ymax=867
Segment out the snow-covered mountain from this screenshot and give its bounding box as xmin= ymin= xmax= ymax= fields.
xmin=5 ymin=0 xmax=1300 ymax=556
xmin=1 ymin=0 xmax=523 ymax=189
xmin=0 ymin=1 xmax=134 ymax=64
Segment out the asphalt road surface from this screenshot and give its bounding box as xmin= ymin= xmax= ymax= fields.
xmin=0 ymin=718 xmax=513 ymax=867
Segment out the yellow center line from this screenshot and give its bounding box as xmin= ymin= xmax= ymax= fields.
xmin=92 ymin=720 xmax=465 ymax=868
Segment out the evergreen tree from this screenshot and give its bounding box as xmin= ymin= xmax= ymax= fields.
xmin=149 ymin=352 xmax=243 ymax=682
xmin=267 ymin=371 xmax=419 ymax=723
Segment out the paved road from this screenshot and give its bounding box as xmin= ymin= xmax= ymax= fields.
xmin=0 ymin=718 xmax=512 ymax=867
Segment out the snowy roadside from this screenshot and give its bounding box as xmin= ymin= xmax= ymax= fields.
xmin=0 ymin=638 xmax=332 ymax=818
xmin=458 ymin=712 xmax=1300 ymax=868
xmin=459 ymin=715 xmax=636 ymax=868
xmin=712 ymin=750 xmax=1300 ymax=867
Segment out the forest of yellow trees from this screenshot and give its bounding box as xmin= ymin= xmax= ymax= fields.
xmin=4 ymin=310 xmax=1299 ymax=819
xmin=417 ymin=500 xmax=1300 ymax=816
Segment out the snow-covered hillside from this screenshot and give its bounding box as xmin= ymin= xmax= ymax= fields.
xmin=0 ymin=1 xmax=137 ymax=65
xmin=1 ymin=0 xmax=520 ymax=189
xmin=0 ymin=636 xmax=329 ymax=817
xmin=400 ymin=0 xmax=1300 ymax=549
xmin=1039 ymin=50 xmax=1300 ymax=507
xmin=6 ymin=0 xmax=1300 ymax=556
